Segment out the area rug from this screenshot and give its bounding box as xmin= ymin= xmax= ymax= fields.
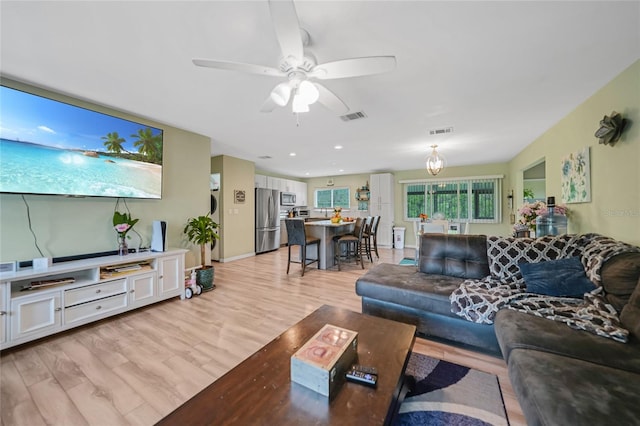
xmin=398 ymin=257 xmax=416 ymax=266
xmin=396 ymin=353 xmax=508 ymax=426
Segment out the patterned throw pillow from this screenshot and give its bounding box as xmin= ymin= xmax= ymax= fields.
xmin=519 ymin=256 xmax=597 ymax=297
xmin=486 ymin=235 xmax=574 ymax=281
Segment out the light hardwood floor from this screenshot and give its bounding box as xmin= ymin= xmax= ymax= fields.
xmin=0 ymin=247 xmax=525 ymax=426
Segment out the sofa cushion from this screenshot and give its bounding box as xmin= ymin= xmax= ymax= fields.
xmin=518 ymin=256 xmax=596 ymax=297
xmin=486 ymin=235 xmax=573 ymax=281
xmin=355 ymin=263 xmax=463 ymax=318
xmin=507 ymin=348 xmax=640 ymax=426
xmin=601 ymin=252 xmax=640 ymax=311
xmin=419 ymin=234 xmax=489 ymax=279
xmin=620 ymin=277 xmax=640 ymax=338
xmin=494 ymin=309 xmax=640 ymax=374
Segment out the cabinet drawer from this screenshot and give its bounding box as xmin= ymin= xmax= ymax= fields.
xmin=65 ymin=279 xmax=127 ymax=307
xmin=65 ymin=293 xmax=127 ymax=325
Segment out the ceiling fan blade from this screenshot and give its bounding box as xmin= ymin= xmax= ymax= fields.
xmin=268 ymin=0 xmax=304 ymax=61
xmin=310 ymin=56 xmax=397 ymax=80
xmin=314 ymin=83 xmax=349 ymax=115
xmin=192 ymin=59 xmax=285 ymax=77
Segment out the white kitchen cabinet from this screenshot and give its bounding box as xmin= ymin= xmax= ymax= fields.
xmin=157 ymin=255 xmax=183 ymax=299
xmin=256 ymin=175 xmax=307 ymax=206
xmin=280 ymin=219 xmax=288 ymax=246
xmin=293 ymin=181 xmax=308 ymax=206
xmin=255 ymin=174 xmax=267 ymax=188
xmin=11 ymin=290 xmax=62 ymax=341
xmin=266 ymin=176 xmax=281 ymax=191
xmin=0 ymin=284 xmax=6 ymax=344
xmin=370 ymin=173 xmax=395 ymax=247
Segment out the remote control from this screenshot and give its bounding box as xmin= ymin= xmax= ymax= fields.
xmin=346 ymin=369 xmax=378 ymax=387
xmin=352 ymin=365 xmax=378 ymax=375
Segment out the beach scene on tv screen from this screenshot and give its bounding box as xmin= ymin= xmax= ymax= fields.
xmin=0 ymin=86 xmax=163 ymax=199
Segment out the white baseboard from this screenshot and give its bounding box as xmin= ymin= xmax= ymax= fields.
xmin=217 ymin=252 xmax=256 ymax=263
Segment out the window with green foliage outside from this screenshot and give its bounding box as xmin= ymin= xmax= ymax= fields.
xmin=404 ymin=177 xmax=501 ymax=222
xmin=315 ymin=187 xmax=350 ymax=209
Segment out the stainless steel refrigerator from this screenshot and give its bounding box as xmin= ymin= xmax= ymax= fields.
xmin=255 ymin=188 xmax=280 ymax=253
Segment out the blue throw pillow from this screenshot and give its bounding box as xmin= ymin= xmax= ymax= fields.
xmin=519 ymin=256 xmax=597 ymax=298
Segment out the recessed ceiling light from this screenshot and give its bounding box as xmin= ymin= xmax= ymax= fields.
xmin=289 ymin=152 xmax=296 ymax=156
xmin=339 ymin=169 xmax=344 ymax=172
xmin=305 ymin=172 xmax=310 ymax=176
xmin=334 ymin=145 xmax=343 ymax=150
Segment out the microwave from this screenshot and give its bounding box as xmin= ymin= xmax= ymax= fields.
xmin=280 ymin=192 xmax=296 ymax=206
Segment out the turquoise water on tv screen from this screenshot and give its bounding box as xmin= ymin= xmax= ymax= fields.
xmin=0 ymin=138 xmax=162 ymax=198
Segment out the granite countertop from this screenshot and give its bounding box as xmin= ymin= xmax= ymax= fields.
xmin=305 ymin=220 xmax=355 ymax=226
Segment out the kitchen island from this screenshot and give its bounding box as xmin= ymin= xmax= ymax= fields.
xmin=304 ymin=220 xmax=355 ymax=269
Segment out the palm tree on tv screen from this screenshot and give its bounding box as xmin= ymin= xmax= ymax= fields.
xmin=102 ymin=132 xmax=128 ymax=154
xmin=131 ymin=127 xmax=162 ymax=164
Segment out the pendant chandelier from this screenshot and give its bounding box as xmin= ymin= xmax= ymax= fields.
xmin=425 ymin=145 xmax=445 ymax=176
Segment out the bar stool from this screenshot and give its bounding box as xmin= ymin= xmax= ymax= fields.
xmin=360 ymin=216 xmax=374 ymax=262
xmin=285 ymin=219 xmax=320 ymax=277
xmin=366 ymin=216 xmax=381 ymax=259
xmin=333 ymin=218 xmax=366 ymax=271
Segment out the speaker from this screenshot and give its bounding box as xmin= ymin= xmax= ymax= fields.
xmin=151 ymin=220 xmax=167 ymax=252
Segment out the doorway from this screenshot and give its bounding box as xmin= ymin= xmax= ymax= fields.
xmin=523 ymin=161 xmax=545 ymax=203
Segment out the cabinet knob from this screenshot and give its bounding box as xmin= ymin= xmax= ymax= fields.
xmin=55 ymin=307 xmax=62 ymax=312
xmin=130 ymin=289 xmax=135 ymax=293
xmin=96 ymin=305 xmax=102 ymax=310
xmin=96 ymin=289 xmax=101 ymax=293
xmin=0 ymin=311 xmax=6 ymax=316
xmin=159 ymin=275 xmax=163 ymax=279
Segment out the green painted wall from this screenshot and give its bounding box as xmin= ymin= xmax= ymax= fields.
xmin=508 ymin=59 xmax=640 ymax=246
xmin=305 ymin=174 xmax=371 ymax=216
xmin=212 ymin=155 xmax=255 ymax=261
xmin=0 ymin=79 xmax=211 ymax=268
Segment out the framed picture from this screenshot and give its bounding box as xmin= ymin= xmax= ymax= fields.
xmin=561 ymin=147 xmax=591 ymax=203
xmin=234 ymin=190 xmax=245 ymax=204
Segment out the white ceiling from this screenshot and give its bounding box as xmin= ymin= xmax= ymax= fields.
xmin=1 ymin=1 xmax=638 ymax=178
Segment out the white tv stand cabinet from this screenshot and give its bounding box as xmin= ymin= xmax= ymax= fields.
xmin=0 ymin=249 xmax=187 ymax=350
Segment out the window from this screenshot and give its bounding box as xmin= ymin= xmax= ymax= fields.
xmin=315 ymin=187 xmax=350 ymax=209
xmin=403 ymin=176 xmax=502 ymax=223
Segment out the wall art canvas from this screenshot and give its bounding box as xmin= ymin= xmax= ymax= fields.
xmin=561 ymin=147 xmax=591 ymax=203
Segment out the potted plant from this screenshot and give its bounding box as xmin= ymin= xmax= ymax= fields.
xmin=113 ymin=211 xmax=139 ymax=256
xmin=183 ymin=214 xmax=220 ymax=291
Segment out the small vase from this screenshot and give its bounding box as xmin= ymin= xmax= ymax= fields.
xmin=118 ymin=236 xmax=128 ymax=256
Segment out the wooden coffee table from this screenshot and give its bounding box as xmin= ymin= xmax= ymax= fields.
xmin=158 ymin=305 xmax=416 ymax=425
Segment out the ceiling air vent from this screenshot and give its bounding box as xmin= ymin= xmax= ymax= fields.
xmin=429 ymin=126 xmax=454 ymax=136
xmin=340 ymin=111 xmax=367 ymax=122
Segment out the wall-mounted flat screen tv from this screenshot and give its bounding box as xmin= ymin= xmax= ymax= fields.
xmin=0 ymin=85 xmax=163 ymax=199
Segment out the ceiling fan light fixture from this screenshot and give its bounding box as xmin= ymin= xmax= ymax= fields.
xmin=426 ymin=145 xmax=445 ymax=176
xmin=292 ymin=93 xmax=310 ymax=113
xmin=298 ymin=80 xmax=319 ymax=105
xmin=270 ymin=83 xmax=292 ymax=106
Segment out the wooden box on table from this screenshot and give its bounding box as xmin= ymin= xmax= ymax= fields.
xmin=290 ymin=324 xmax=358 ymax=398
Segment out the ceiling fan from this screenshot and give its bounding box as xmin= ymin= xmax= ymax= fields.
xmin=192 ymin=0 xmax=396 ymax=115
